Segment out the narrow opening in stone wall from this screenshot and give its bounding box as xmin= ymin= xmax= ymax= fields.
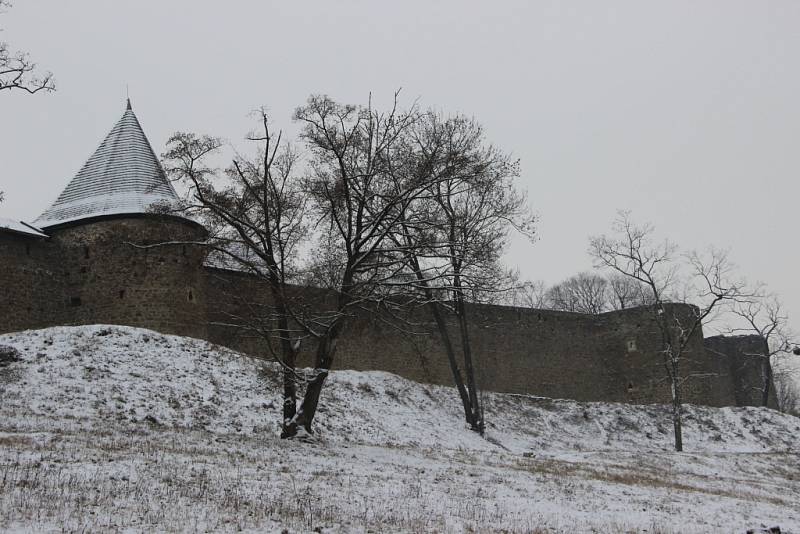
xmin=188 ymin=289 xmax=194 ymax=302
xmin=83 ymin=246 xmax=90 ymax=259
xmin=119 ymin=290 xmax=125 ymax=299
xmin=69 ymin=296 xmax=82 ymax=307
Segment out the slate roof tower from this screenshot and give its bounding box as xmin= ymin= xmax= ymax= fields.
xmin=34 ymin=99 xmax=181 ymax=229
xmin=0 ymin=100 xmax=211 ymax=341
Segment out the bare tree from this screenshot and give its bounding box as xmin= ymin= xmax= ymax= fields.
xmin=0 ymin=1 xmax=54 ymax=94
xmin=505 ymin=277 xmax=548 ymax=309
xmin=505 ymin=272 xmax=650 ymax=313
xmin=590 ymin=211 xmax=751 ymax=452
xmin=388 ymin=112 xmax=536 ymax=434
xmin=775 ymin=375 xmax=800 ymax=416
xmin=727 ymin=293 xmax=796 ymax=407
xmin=606 ymin=272 xmax=652 ymax=310
xmin=546 ymin=272 xmax=609 ymax=314
xmin=162 ymin=109 xmax=311 ymax=439
xmin=288 ymin=93 xmax=433 ymax=437
xmin=162 ymin=95 xmax=533 ymax=440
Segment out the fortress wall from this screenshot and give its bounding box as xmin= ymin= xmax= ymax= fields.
xmin=44 ymin=218 xmax=209 ymax=339
xmin=0 ymin=217 xmax=208 ymax=339
xmin=0 ymin=232 xmax=66 ymax=332
xmin=204 ymin=266 xmax=734 ymax=405
xmin=335 ymin=303 xmax=620 ymax=402
xmin=0 ymin=222 xmax=747 ymax=407
xmin=341 ymin=302 xmax=729 ymax=405
xmin=705 ymin=335 xmax=777 ymax=408
xmin=204 ymin=268 xmax=339 ymax=358
xmin=204 ymin=268 xmax=275 ymax=356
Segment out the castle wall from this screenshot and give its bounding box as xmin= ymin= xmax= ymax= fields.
xmin=0 ymin=218 xmax=755 ymax=407
xmin=705 ymin=335 xmax=778 ymax=408
xmin=337 ymin=301 xmax=730 ymax=406
xmin=203 ymin=267 xmax=733 ymax=406
xmin=0 ymin=216 xmax=208 ymax=339
xmin=0 ymin=231 xmax=65 ymax=332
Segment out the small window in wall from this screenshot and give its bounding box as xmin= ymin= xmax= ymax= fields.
xmin=626 ymin=339 xmax=637 ymax=353
xmin=69 ymin=296 xmax=82 ymax=307
xmin=83 ymin=246 xmax=90 ymax=259
xmin=188 ymin=289 xmax=194 ymax=302
xmin=119 ymin=290 xmax=125 ymax=299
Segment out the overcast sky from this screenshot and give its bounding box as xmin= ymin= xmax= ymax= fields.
xmin=1 ymin=0 xmax=799 ymax=332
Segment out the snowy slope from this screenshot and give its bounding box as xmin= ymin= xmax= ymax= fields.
xmin=0 ymin=325 xmax=798 ymax=533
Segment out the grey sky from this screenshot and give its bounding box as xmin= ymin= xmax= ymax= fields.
xmin=1 ymin=0 xmax=799 ymax=330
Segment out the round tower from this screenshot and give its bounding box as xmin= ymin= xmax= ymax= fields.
xmin=32 ymin=100 xmax=209 ymax=339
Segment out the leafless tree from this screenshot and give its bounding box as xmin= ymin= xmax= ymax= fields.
xmin=162 ymin=109 xmax=312 ymax=439
xmin=505 ymin=277 xmax=548 ymax=309
xmin=507 ymin=272 xmax=650 ymax=314
xmin=546 ymin=272 xmax=609 ymax=314
xmin=288 ymin=93 xmax=435 ymax=437
xmin=590 ymin=210 xmax=751 ymax=452
xmin=775 ymin=376 xmax=800 ymax=416
xmin=162 ymin=95 xmax=533 ymax=440
xmin=606 ymin=272 xmax=652 ymax=310
xmin=0 ymin=1 xmax=54 ymax=94
xmin=727 ymin=293 xmax=796 ymax=407
xmin=387 ymin=112 xmax=536 ymax=434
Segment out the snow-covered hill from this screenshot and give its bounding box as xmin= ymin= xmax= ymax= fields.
xmin=0 ymin=325 xmax=798 ymax=533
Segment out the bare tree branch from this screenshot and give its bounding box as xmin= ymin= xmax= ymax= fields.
xmin=0 ymin=2 xmax=55 ymax=94
xmin=589 ymin=210 xmax=753 ymax=452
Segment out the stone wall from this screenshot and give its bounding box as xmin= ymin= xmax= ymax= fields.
xmin=705 ymin=335 xmax=778 ymax=408
xmin=0 ymin=231 xmax=64 ymax=332
xmin=204 ymin=267 xmax=734 ymax=406
xmin=0 ymin=216 xmax=208 ymax=339
xmin=0 ymin=215 xmax=761 ymax=407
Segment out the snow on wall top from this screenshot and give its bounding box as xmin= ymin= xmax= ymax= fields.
xmin=0 ymin=217 xmax=48 ymax=238
xmin=33 ymin=100 xmax=181 ymax=229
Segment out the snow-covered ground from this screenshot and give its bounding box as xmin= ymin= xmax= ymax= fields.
xmin=0 ymin=325 xmax=797 ymax=533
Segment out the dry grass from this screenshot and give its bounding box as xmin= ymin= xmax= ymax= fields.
xmin=0 ymin=421 xmax=552 ymax=533
xmin=509 ymin=454 xmax=798 ymax=508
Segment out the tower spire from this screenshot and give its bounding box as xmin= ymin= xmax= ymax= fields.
xmin=34 ymin=102 xmax=180 ymax=229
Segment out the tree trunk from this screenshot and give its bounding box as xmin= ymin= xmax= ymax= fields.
xmin=762 ymin=360 xmax=773 ymax=408
xmin=286 ymin=290 xmax=351 ymax=437
xmin=280 ymin=339 xmax=298 ymax=438
xmin=404 ymin=249 xmax=476 ymax=430
xmin=671 ymin=379 xmax=683 ymax=452
xmin=292 ymin=327 xmax=339 ymax=435
xmin=658 ymin=313 xmax=682 ymax=452
xmin=269 ymin=283 xmax=300 ymax=439
xmin=455 ymin=293 xmax=483 ymax=434
xmin=761 ymin=338 xmax=772 ymax=408
xmin=428 ymin=300 xmax=475 ymax=427
xmin=667 ymin=351 xmax=683 ymax=452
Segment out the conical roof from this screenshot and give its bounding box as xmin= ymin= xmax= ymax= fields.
xmin=34 ymin=100 xmax=181 ymax=229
